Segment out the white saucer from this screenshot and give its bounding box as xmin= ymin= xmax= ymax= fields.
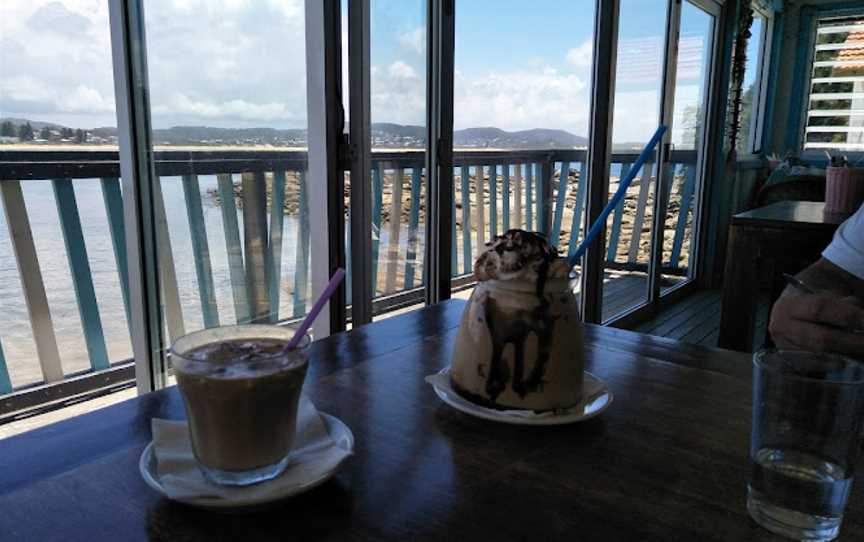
xmin=139 ymin=413 xmax=353 ymax=511
xmin=428 ymin=368 xmax=612 ymax=425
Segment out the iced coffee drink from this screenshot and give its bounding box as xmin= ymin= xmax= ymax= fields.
xmin=450 ymin=229 xmax=584 ymax=411
xmin=172 ymin=325 xmax=309 ymax=486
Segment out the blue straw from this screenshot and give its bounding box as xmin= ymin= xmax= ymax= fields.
xmin=568 ymin=125 xmax=668 ymax=269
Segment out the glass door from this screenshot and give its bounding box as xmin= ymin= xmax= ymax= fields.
xmin=597 ymin=0 xmax=719 ymax=324
xmin=450 ymin=0 xmax=596 ymax=299
xmin=597 ymin=0 xmax=671 ymax=323
xmin=109 ymin=0 xmax=332 ymax=389
xmin=658 ymin=0 xmax=717 ymax=297
xmin=368 ymin=0 xmax=429 ymax=321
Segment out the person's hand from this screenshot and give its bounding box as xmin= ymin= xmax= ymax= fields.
xmin=769 ymin=289 xmax=864 ymax=356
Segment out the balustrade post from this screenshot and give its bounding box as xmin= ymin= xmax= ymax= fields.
xmin=539 ymin=157 xmax=554 ymax=237
xmin=242 ymin=172 xmax=271 ymax=323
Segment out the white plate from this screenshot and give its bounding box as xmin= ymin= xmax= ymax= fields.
xmin=429 ymin=368 xmax=612 ymax=425
xmin=139 ymin=413 xmax=353 ymax=511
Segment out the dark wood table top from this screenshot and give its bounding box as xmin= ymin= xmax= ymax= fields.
xmin=1 ymin=299 xmax=861 ymax=541
xmin=731 ymin=200 xmax=847 ymax=230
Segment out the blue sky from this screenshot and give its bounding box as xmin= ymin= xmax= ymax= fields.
xmin=0 ymin=0 xmax=728 ymax=146
xmin=367 ymin=0 xmax=715 ymax=144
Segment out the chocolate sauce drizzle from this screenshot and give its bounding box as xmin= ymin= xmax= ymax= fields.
xmin=481 ymin=252 xmax=558 ymax=404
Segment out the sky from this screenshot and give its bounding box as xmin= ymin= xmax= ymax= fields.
xmin=0 ymin=0 xmax=727 ymax=145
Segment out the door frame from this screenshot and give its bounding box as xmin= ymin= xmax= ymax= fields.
xmin=602 ymin=0 xmax=723 ymax=328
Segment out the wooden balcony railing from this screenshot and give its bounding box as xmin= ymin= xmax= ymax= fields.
xmin=0 ymin=147 xmax=697 ymax=419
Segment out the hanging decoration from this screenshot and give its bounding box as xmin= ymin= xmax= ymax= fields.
xmin=727 ymin=0 xmax=755 ymax=160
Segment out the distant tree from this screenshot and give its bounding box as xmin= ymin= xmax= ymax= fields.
xmin=0 ymin=121 xmax=14 ymax=137
xmin=735 ymin=85 xmax=755 ymax=154
xmin=74 ymin=128 xmax=87 ymax=143
xmin=61 ymin=127 xmax=74 ymax=139
xmin=679 ymin=105 xmax=703 ymax=150
xmin=39 ymin=127 xmax=52 ymax=140
xmin=18 ymin=122 xmax=34 ymax=141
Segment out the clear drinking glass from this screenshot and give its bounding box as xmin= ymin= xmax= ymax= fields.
xmin=748 ymin=350 xmax=864 ymax=541
xmin=171 ymin=325 xmax=309 ymax=486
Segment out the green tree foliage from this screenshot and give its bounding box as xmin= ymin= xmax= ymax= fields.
xmin=735 ymin=85 xmax=755 ymax=154
xmin=679 ymin=105 xmax=703 ymax=150
xmin=39 ymin=127 xmax=52 ymax=140
xmin=18 ymin=122 xmax=34 ymax=141
xmin=0 ymin=121 xmax=15 ymax=137
xmin=74 ymin=128 xmax=87 ymax=144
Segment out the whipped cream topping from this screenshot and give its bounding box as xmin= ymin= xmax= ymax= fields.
xmin=473 ymin=229 xmax=569 ymax=282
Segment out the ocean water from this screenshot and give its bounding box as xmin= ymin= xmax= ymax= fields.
xmin=0 ymin=176 xmax=314 ymax=389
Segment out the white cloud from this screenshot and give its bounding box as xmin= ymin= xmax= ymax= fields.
xmin=58 ymin=85 xmax=115 ymax=113
xmin=388 ymin=61 xmax=419 ymax=80
xmin=398 ymin=26 xmax=425 ymax=54
xmin=27 ymin=1 xmax=92 ymax=36
xmin=610 ymin=90 xmax=661 ymax=145
xmin=566 ymin=40 xmax=593 ymax=69
xmin=0 ymin=0 xmax=307 ymax=129
xmin=453 ymin=67 xmax=590 ymax=135
xmin=152 ymin=93 xmax=301 ymax=123
xmin=370 ymin=61 xmax=425 ymax=126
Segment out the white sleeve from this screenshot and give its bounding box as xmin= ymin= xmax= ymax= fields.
xmin=822 ymin=203 xmax=864 ymax=280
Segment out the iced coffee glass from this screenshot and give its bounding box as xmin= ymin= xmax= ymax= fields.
xmin=171 ymin=325 xmax=309 ymax=486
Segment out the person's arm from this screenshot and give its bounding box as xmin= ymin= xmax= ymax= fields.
xmin=769 ymin=258 xmax=864 ymax=355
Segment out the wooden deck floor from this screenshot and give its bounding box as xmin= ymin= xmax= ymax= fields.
xmin=631 ymin=289 xmax=771 ymax=351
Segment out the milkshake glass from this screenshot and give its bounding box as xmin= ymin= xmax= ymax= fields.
xmin=450 ymin=275 xmax=584 ymax=411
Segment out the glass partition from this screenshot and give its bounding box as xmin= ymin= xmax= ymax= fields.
xmin=0 ymin=0 xmax=131 ymax=397
xmin=660 ymin=0 xmax=716 ymax=294
xmin=599 ymin=0 xmax=669 ymax=322
xmin=369 ymin=0 xmax=428 ymax=320
xmin=451 ymin=0 xmax=596 ymax=298
xmin=139 ymin=0 xmax=312 ymax=359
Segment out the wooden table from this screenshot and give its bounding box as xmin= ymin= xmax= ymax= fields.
xmin=718 ymin=201 xmax=845 ymax=352
xmin=2 ymin=299 xmax=862 ymax=541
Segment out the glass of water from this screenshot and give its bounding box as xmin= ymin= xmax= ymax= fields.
xmin=748 ymin=350 xmax=864 ymax=541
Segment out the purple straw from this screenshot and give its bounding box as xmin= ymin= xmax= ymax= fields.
xmin=285 ymin=268 xmax=346 ymax=350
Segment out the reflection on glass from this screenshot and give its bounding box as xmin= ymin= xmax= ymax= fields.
xmin=142 ymin=0 xmax=311 ymax=349
xmin=737 ymin=14 xmax=765 ymax=154
xmin=661 ymin=1 xmax=714 ymax=297
xmin=803 ymin=17 xmax=864 ymax=152
xmin=452 ymin=0 xmax=595 ymax=299
xmin=601 ymin=0 xmax=668 ymax=322
xmin=367 ymin=0 xmax=428 ymax=320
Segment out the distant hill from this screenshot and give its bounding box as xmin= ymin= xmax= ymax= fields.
xmin=369 ymin=123 xmax=588 ymax=148
xmin=455 ymin=127 xmax=587 ymax=149
xmin=1 ymin=118 xmax=588 ymax=149
xmin=371 ymin=122 xmax=425 ymax=139
xmin=151 ymin=125 xmax=306 ymax=144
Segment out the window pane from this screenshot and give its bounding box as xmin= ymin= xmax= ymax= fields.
xmin=736 ymin=14 xmax=765 ymax=154
xmin=599 ymin=0 xmax=668 ymax=322
xmin=141 ymin=1 xmax=311 ymax=356
xmin=451 ymin=0 xmax=595 ymax=298
xmin=0 ymin=1 xmax=131 ymax=397
xmin=804 ymin=17 xmax=864 ymax=151
xmin=661 ymin=1 xmax=715 ymax=294
xmin=369 ymin=0 xmax=428 ymax=319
